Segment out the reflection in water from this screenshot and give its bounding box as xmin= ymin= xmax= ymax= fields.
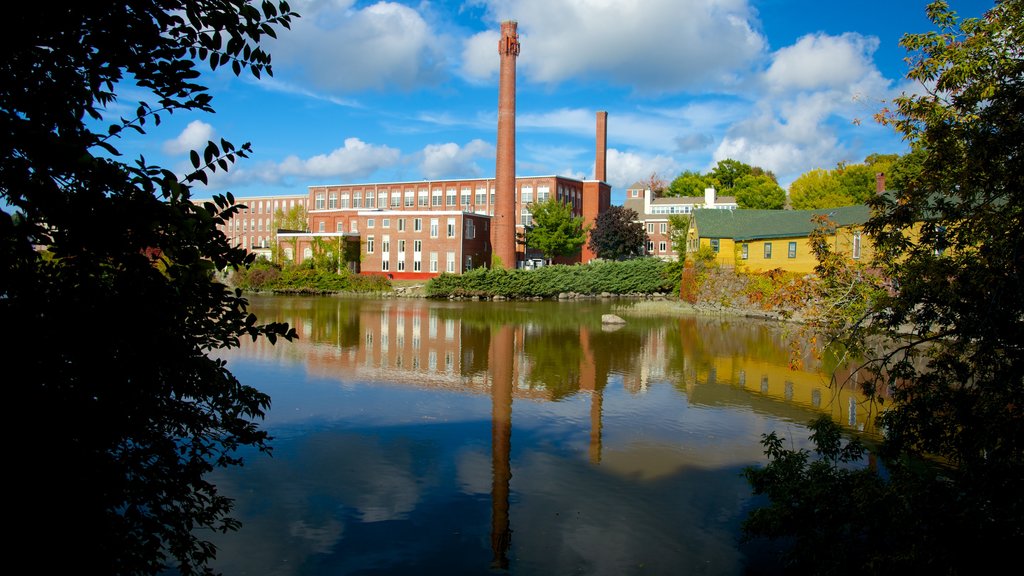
xmin=209 ymin=296 xmax=877 ymax=575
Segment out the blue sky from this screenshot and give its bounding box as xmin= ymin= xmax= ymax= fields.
xmin=106 ymin=0 xmax=994 ymax=206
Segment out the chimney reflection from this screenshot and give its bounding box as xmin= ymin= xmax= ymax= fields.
xmin=489 ymin=324 xmax=514 ymax=570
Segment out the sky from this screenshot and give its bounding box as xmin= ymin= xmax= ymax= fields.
xmin=106 ymin=0 xmax=995 ymax=206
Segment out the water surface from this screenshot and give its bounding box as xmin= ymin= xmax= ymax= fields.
xmin=209 ymin=296 xmax=873 ymax=575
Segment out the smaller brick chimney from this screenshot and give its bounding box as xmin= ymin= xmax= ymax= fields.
xmin=595 ymin=111 xmax=608 ymax=182
xmin=875 ymin=172 xmax=886 ymax=194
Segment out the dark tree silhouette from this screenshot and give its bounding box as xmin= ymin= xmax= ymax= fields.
xmin=2 ymin=2 xmax=298 ymax=574
xmin=587 ymin=205 xmax=648 ymax=260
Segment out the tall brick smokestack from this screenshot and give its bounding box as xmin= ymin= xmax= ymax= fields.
xmin=595 ymin=111 xmax=608 ymax=182
xmin=493 ymin=21 xmax=519 ymax=269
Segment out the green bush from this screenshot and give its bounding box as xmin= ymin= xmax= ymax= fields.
xmin=425 ymin=258 xmax=675 ymax=299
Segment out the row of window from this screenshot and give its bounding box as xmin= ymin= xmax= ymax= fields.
xmin=312 ymin=184 xmax=580 ymax=211
xmin=708 ymin=233 xmax=862 ymax=260
xmin=236 ymin=198 xmax=305 ymax=215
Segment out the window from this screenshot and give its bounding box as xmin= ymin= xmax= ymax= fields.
xmin=521 ymin=186 xmax=533 ymax=204
xmin=853 ymin=232 xmax=862 ymax=259
xmin=378 ymin=191 xmax=386 ymax=207
xmin=788 ymin=241 xmax=797 ymax=259
xmin=413 ymin=240 xmax=422 ymax=253
xmin=382 ymin=236 xmax=390 ymax=253
xmin=521 ymin=207 xmax=532 ymax=227
xmin=405 ymin=191 xmax=414 ymax=207
xmin=315 ymin=192 xmax=324 ymax=210
xmin=432 ymin=190 xmax=442 ymax=206
xmin=398 ymin=239 xmax=406 ymax=253
xmin=419 ymin=190 xmax=429 ymax=206
xmin=390 ymin=192 xmax=400 ymax=207
xmin=430 ymin=252 xmax=438 ymax=273
xmin=367 ymin=218 xmax=375 ymax=229
xmin=366 ymin=236 xmax=375 ymax=253
xmin=476 ymin=188 xmax=486 ymax=205
xmin=710 ymin=238 xmax=720 ymax=252
xmin=414 ymin=218 xmax=422 ymax=232
xmin=398 ymin=218 xmax=406 ymax=232
xmin=659 ymin=241 xmax=667 ymax=252
xmin=328 ymin=192 xmax=337 ymax=209
xmin=382 ymin=218 xmax=390 ymax=229
xmin=446 ymin=251 xmax=455 ymax=273
xmin=465 ymin=219 xmax=475 ymax=239
xmin=659 ymin=223 xmax=667 ymax=234
xmin=538 ymin=185 xmax=550 ymax=202
xmin=461 ymin=189 xmax=471 ymax=205
xmin=353 ymin=192 xmax=362 ymax=208
xmin=430 ymin=218 xmax=439 ymax=238
xmin=741 ymin=243 xmax=749 ymax=260
xmin=647 ymin=241 xmax=654 ymax=253
xmin=447 ymin=218 xmax=456 ymax=238
xmin=366 ymin=193 xmax=375 ymax=208
xmin=340 ymin=193 xmax=350 ymax=208
xmin=764 ymin=242 xmax=773 ymax=259
xmin=446 ymin=189 xmax=456 ymax=206
xmin=318 ymin=221 xmax=325 ymax=232
xmin=647 ymin=223 xmax=655 ymax=234
xmin=337 ymin=222 xmax=344 ymax=233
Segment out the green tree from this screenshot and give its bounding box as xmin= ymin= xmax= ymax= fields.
xmin=733 ymin=173 xmax=786 ymax=209
xmin=525 ymin=198 xmax=587 ymax=261
xmin=587 ymin=205 xmax=648 ymax=260
xmin=667 ymin=214 xmax=691 ymax=261
xmin=788 ymin=167 xmax=848 ymax=209
xmin=666 ymin=170 xmax=717 ymax=197
xmin=709 ymin=158 xmax=753 ymax=189
xmin=835 ymin=162 xmax=877 ymax=204
xmin=744 ymin=1 xmax=1024 ymax=570
xmin=1 ymin=2 xmax=298 ymax=574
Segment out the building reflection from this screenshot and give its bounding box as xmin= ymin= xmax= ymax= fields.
xmin=238 ymin=297 xmax=881 ymax=569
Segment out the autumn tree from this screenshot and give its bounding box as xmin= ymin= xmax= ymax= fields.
xmin=1 ymin=2 xmax=298 ymax=574
xmin=524 ymin=198 xmax=588 ymax=262
xmin=271 ymin=202 xmax=308 ymax=263
xmin=788 ymin=167 xmax=847 ymax=209
xmin=588 ymin=205 xmax=648 ymax=260
xmin=745 ymin=1 xmax=1024 ymax=571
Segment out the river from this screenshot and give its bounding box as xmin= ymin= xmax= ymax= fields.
xmin=206 ymin=295 xmax=875 ymax=575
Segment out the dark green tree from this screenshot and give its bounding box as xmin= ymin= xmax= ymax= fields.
xmin=525 ymin=198 xmax=587 ymax=261
xmin=587 ymin=205 xmax=648 ymax=260
xmin=733 ymin=173 xmax=786 ymax=209
xmin=709 ymin=158 xmax=753 ymax=189
xmin=2 ymin=2 xmax=298 ymax=574
xmin=744 ymin=1 xmax=1024 ymax=571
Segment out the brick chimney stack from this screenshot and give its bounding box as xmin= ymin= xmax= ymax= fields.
xmin=876 ymin=172 xmax=886 ymax=194
xmin=595 ymin=111 xmax=608 ymax=182
xmin=493 ymin=21 xmax=520 ymax=269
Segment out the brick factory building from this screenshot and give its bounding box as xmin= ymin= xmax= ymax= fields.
xmin=207 ymin=20 xmax=611 ymax=279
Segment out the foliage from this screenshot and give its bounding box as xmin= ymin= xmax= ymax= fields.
xmin=745 ymin=1 xmax=1024 ymax=570
xmin=524 ymin=198 xmax=587 ymax=261
xmin=587 ymin=205 xmax=648 ymax=260
xmin=233 ymin=260 xmax=391 ymax=294
xmin=788 ymin=168 xmax=847 ymax=209
xmin=667 ymin=170 xmax=717 ymax=197
xmin=667 ymin=214 xmax=691 ymax=261
xmin=734 ymin=173 xmax=786 ymax=209
xmin=709 ymin=158 xmax=754 ymax=189
xmin=1 ymin=2 xmax=299 ymax=574
xmin=425 ymin=258 xmax=676 ymax=299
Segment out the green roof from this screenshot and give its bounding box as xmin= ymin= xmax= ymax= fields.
xmin=693 ymin=205 xmax=869 ymax=241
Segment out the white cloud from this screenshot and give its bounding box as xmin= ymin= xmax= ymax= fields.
xmin=605 ymin=148 xmax=678 ymax=191
xmin=764 ymin=32 xmax=881 ymax=92
xmin=419 ymin=139 xmax=495 ymax=179
xmin=163 ymin=120 xmax=215 ymax=155
xmin=272 ymin=1 xmax=450 ymax=91
xmin=279 ymin=137 xmax=401 ymax=178
xmin=464 ymin=0 xmax=766 ymax=92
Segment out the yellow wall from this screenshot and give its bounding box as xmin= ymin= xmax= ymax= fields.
xmin=698 ymin=226 xmax=872 ymax=274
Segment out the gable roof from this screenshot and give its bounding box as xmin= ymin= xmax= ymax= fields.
xmin=693 ymin=205 xmax=869 ymax=241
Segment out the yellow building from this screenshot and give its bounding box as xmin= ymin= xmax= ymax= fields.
xmin=688 ymin=205 xmax=872 ymax=274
